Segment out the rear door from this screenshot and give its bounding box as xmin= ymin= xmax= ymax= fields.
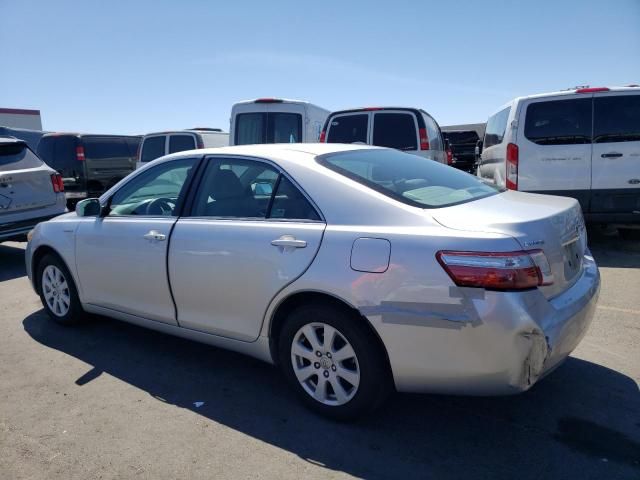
xmin=326 ymin=112 xmax=370 ymax=144
xmin=169 ymin=155 xmax=325 ymax=341
xmin=0 ymin=142 xmax=56 ymax=215
xmin=591 ymin=91 xmax=640 ymax=215
xmin=518 ymin=96 xmax=592 ymax=211
xmin=83 ymin=136 xmax=136 ymax=195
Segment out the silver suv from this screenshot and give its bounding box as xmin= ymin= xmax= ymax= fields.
xmin=0 ymin=138 xmax=65 ymax=242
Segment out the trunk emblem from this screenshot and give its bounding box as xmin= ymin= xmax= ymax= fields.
xmin=523 ymin=240 xmax=545 ymax=247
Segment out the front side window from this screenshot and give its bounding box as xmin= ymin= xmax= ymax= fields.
xmin=372 ymin=112 xmax=417 ymax=150
xmin=524 ymin=98 xmax=592 ymax=145
xmin=594 ymin=95 xmax=640 ymax=144
xmin=191 ymin=157 xmax=320 ymax=220
xmin=318 ymin=149 xmax=500 ymax=208
xmin=484 ymin=107 xmax=511 ymax=148
xmin=327 ymin=114 xmax=368 ymax=144
xmin=141 ymin=136 xmax=166 ymax=163
xmin=108 ymin=158 xmax=195 ymax=216
xmin=169 ymin=134 xmax=196 ymax=154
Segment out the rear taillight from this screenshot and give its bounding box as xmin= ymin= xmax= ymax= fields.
xmin=506 ymin=143 xmax=518 ymax=190
xmin=196 ymin=137 xmax=204 ymax=149
xmin=76 ymin=145 xmax=85 ymax=161
xmin=436 ymin=249 xmax=554 ymax=290
xmin=446 ymin=148 xmax=453 ymax=165
xmin=50 ymin=173 xmax=64 ymax=193
xmin=419 ymin=128 xmax=429 ymax=150
xmin=319 ymin=130 xmax=326 ymax=143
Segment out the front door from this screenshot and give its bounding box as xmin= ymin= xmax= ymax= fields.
xmin=75 ymin=157 xmax=197 ymax=324
xmin=169 ymin=155 xmax=325 ymax=341
xmin=591 ymin=92 xmax=640 ymax=215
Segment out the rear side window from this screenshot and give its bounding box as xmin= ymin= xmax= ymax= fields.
xmin=524 ymin=99 xmax=592 ymax=145
xmin=169 ymin=135 xmax=196 ymax=153
xmin=484 ymin=107 xmax=510 ymax=148
xmin=270 ymin=176 xmax=320 ymax=221
xmin=423 ymin=114 xmax=443 ymax=151
xmin=594 ymin=95 xmax=640 ymax=143
xmin=84 ymin=137 xmax=132 ymax=160
xmin=141 ymin=136 xmax=166 ymax=162
xmin=0 ymin=142 xmax=43 ymax=171
xmin=327 ymin=114 xmax=368 ymax=144
xmin=318 ymin=149 xmax=500 ymax=208
xmin=372 ymin=113 xmax=417 ymax=150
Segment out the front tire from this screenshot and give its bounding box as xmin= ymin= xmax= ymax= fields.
xmin=37 ymin=253 xmax=84 ymax=326
xmin=278 ymin=303 xmax=392 ymax=421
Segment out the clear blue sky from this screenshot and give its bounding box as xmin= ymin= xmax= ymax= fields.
xmin=1 ymin=0 xmax=639 ymax=135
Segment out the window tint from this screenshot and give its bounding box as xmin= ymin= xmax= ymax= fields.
xmin=372 ymin=113 xmax=417 ymax=150
xmin=125 ymin=137 xmax=141 ymax=157
xmin=169 ymin=134 xmax=196 ymax=153
xmin=108 ymin=158 xmax=195 ymax=216
xmin=327 ymin=114 xmax=368 ymax=143
xmin=192 ymin=158 xmax=279 ymax=218
xmin=270 ymin=176 xmax=320 ymax=221
xmin=423 ymin=115 xmax=443 ymax=151
xmin=484 ymin=107 xmax=511 ymax=148
xmin=594 ymin=95 xmax=640 ymax=143
xmin=0 ymin=143 xmax=43 ymax=170
xmin=38 ymin=136 xmax=78 ymax=172
xmin=83 ymin=137 xmax=131 ymax=160
xmin=272 ymin=113 xmax=302 ymax=143
xmin=236 ymin=113 xmax=265 ymax=145
xmin=141 ymin=136 xmax=166 ymax=162
xmin=444 ymin=131 xmax=479 ymax=145
xmin=318 ymin=149 xmax=500 ymax=208
xmin=524 ymin=99 xmax=592 ymax=145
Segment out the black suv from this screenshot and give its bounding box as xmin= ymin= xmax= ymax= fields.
xmin=441 ymin=130 xmax=480 ymax=173
xmin=37 ymin=134 xmax=141 ymax=208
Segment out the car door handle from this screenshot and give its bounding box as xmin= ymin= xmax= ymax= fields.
xmin=271 ymin=236 xmax=307 ymax=248
xmin=143 ymin=230 xmax=166 ymax=241
xmin=601 ymin=152 xmax=623 ymax=158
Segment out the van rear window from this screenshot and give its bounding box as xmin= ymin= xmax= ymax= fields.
xmin=372 ymin=112 xmax=417 ymax=150
xmin=84 ymin=137 xmax=133 ymax=160
xmin=318 ymin=149 xmax=500 ymax=209
xmin=141 ymin=136 xmax=166 ymax=163
xmin=0 ymin=143 xmax=43 ymax=171
xmin=235 ymin=112 xmax=302 ymax=145
xmin=524 ymin=99 xmax=592 ymax=145
xmin=326 ymin=114 xmax=368 ymax=144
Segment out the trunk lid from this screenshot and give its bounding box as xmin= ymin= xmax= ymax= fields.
xmin=0 ymin=142 xmax=58 ymax=215
xmin=432 ymin=190 xmax=587 ymax=298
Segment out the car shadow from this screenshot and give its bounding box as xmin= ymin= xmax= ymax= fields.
xmin=23 ymin=311 xmax=640 ymax=479
xmin=588 ymin=226 xmax=640 ymax=269
xmin=0 ymin=242 xmax=27 ymax=281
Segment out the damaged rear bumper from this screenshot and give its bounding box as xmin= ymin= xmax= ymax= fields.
xmin=363 ymin=252 xmax=600 ymax=395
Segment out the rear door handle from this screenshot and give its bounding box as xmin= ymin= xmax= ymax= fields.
xmin=143 ymin=230 xmax=166 ymax=241
xmin=271 ymin=235 xmax=307 ymax=249
xmin=601 ymin=152 xmax=623 ymax=158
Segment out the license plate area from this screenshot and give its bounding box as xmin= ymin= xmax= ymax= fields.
xmin=563 ymin=238 xmax=582 ymax=280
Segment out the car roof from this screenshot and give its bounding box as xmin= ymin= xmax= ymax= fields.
xmin=233 ymin=98 xmax=312 ymax=106
xmin=329 ymin=106 xmax=426 ymax=115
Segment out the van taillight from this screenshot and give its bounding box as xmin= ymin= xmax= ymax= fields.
xmin=506 ymin=143 xmax=518 ymax=190
xmin=51 ymin=174 xmax=64 ymax=193
xmin=419 ymin=128 xmax=430 ymax=150
xmin=196 ymin=137 xmax=204 ymax=149
xmin=446 ymin=147 xmax=453 ymax=165
xmin=319 ymin=130 xmax=326 ymax=142
xmin=76 ymin=146 xmax=85 ymax=161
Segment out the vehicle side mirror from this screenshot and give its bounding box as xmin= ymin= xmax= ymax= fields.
xmin=475 ymin=139 xmax=483 ymax=156
xmin=75 ymin=198 xmax=101 ymax=217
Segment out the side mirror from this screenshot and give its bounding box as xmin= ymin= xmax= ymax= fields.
xmin=475 ymin=139 xmax=483 ymax=156
xmin=75 ymin=198 xmax=101 ymax=217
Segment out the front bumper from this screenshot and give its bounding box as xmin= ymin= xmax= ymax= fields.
xmin=369 ymin=251 xmax=600 ymax=395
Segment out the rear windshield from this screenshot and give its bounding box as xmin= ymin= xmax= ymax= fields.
xmin=235 ymin=112 xmax=302 ymax=145
xmin=84 ymin=137 xmax=133 ymax=160
xmin=141 ymin=136 xmax=166 ymax=162
xmin=37 ymin=135 xmax=78 ymax=171
xmin=327 ymin=114 xmax=368 ymax=144
xmin=372 ymin=112 xmax=417 ymax=150
xmin=444 ymin=131 xmax=479 ymax=145
xmin=0 ymin=142 xmax=43 ymax=171
xmin=524 ymin=98 xmax=592 ymax=145
xmin=318 ymin=149 xmax=500 ymax=208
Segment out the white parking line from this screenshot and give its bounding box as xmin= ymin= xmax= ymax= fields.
xmin=597 ymin=305 xmax=640 ymax=315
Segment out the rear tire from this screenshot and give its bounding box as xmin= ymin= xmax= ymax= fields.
xmin=619 ymin=228 xmax=640 ymax=241
xmin=37 ymin=253 xmax=84 ymax=326
xmin=278 ymin=303 xmax=392 ymax=421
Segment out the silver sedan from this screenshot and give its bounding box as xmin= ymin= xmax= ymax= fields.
xmin=26 ymin=144 xmax=600 ymax=420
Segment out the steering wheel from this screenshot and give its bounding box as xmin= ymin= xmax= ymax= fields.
xmin=145 ymin=197 xmax=175 ymax=216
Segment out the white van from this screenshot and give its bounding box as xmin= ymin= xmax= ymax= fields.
xmin=229 ymin=99 xmax=329 ymax=145
xmin=136 ymin=128 xmax=228 ymax=169
xmin=477 ymin=86 xmax=640 ymax=235
xmin=320 ymin=107 xmax=446 ymax=163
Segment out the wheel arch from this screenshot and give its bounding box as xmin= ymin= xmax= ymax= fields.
xmin=267 ymin=290 xmax=392 ymax=376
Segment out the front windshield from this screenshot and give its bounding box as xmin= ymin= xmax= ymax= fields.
xmin=318 ymin=148 xmax=501 ymax=208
